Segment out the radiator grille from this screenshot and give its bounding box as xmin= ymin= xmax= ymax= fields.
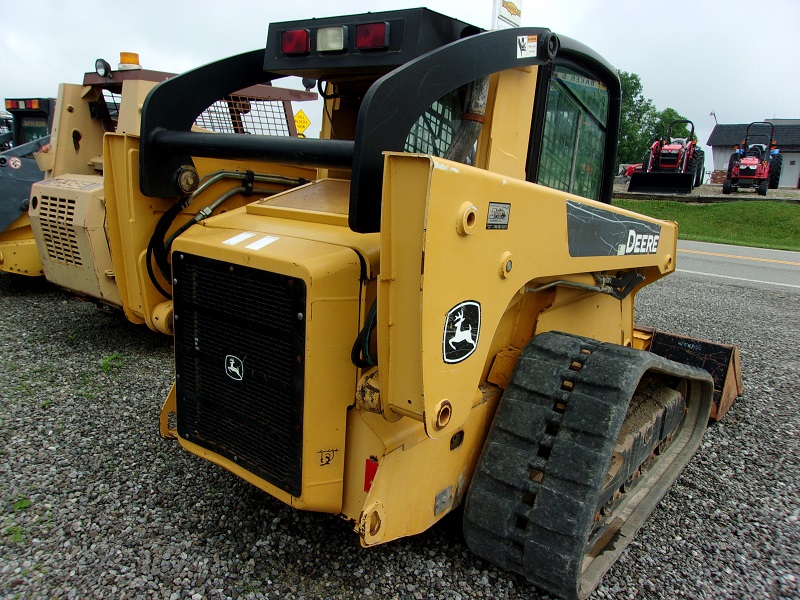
xmin=38 ymin=195 xmax=82 ymax=266
xmin=173 ymin=253 xmax=306 ymax=497
xmin=659 ymin=154 xmax=679 ymax=168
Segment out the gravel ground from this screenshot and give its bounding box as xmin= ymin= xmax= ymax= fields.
xmin=1 ymin=270 xmax=798 ymax=600
xmin=613 ymin=182 xmax=800 ymax=201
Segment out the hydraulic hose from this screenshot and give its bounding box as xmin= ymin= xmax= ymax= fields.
xmin=144 ymin=169 xmax=310 ymax=298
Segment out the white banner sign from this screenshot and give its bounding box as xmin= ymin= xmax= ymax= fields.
xmin=492 ymin=0 xmax=523 ymax=29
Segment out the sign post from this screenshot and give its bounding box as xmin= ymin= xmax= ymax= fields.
xmin=294 ymin=109 xmax=311 ymax=137
xmin=492 ymin=0 xmax=523 ymax=29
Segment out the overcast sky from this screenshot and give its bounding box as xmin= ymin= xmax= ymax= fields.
xmin=2 ymin=0 xmax=798 ymax=157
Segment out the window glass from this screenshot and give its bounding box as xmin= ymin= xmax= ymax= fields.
xmin=538 ymin=65 xmax=608 ymax=200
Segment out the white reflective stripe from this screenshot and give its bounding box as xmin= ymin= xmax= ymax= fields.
xmin=222 ymin=232 xmax=257 ymax=246
xmin=245 ymin=236 xmax=279 ymax=250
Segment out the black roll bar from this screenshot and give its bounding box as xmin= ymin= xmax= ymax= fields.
xmin=139 ymin=24 xmax=563 ymax=232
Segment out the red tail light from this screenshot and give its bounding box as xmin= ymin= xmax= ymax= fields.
xmin=355 ymin=22 xmax=390 ymax=50
xmin=281 ymin=29 xmax=311 ymax=55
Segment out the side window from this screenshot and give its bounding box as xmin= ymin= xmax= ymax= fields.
xmin=538 ymin=65 xmax=609 ymax=200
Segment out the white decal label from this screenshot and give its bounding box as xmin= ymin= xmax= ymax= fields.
xmin=38 ymin=177 xmax=102 ymax=191
xmin=624 ymin=229 xmax=660 ymax=255
xmin=487 ymin=202 xmax=511 ymax=230
xmin=245 ymin=235 xmax=279 ymax=250
xmin=8 ymin=156 xmax=22 ymax=169
xmin=516 ymin=35 xmax=538 ymax=59
xmin=222 ymin=232 xmax=257 ymax=246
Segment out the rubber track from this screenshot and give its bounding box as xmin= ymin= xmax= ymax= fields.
xmin=463 ymin=331 xmax=713 ymax=600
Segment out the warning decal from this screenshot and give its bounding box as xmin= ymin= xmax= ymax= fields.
xmin=487 ymin=202 xmax=511 ymax=230
xmin=516 ymin=35 xmax=538 ymax=59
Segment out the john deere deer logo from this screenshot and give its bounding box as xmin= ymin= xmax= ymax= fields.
xmin=449 ymin=310 xmax=476 ymax=350
xmin=225 ymin=355 xmax=244 ymax=381
xmin=443 ymin=301 xmax=481 ymax=364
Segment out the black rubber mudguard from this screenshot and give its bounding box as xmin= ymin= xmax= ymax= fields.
xmin=463 ymin=331 xmax=713 ymax=600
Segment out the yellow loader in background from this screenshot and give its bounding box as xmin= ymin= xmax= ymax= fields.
xmin=121 ymin=9 xmax=736 ymax=599
xmin=0 ymin=96 xmax=53 ymax=276
xmin=26 ymin=53 xmax=315 ymax=332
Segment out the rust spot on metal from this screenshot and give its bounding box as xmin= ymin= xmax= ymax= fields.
xmin=587 ymin=517 xmax=624 ymax=558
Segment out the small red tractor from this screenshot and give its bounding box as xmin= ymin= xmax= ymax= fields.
xmin=628 ymin=119 xmax=704 ymax=194
xmin=722 ymin=121 xmax=782 ymax=196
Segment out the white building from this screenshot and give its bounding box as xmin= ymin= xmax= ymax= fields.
xmin=706 ymin=119 xmax=799 ymax=188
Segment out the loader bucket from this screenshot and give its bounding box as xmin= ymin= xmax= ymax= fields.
xmin=634 ymin=326 xmax=744 ymax=421
xmin=627 ymin=171 xmax=695 ymax=194
xmin=0 ymin=137 xmax=48 ymax=232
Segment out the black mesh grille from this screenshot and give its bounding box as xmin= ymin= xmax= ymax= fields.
xmin=659 ymin=154 xmax=679 ymax=167
xmin=173 ymin=253 xmax=306 ymax=497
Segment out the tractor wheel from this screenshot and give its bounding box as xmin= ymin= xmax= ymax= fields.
xmin=726 ymin=153 xmax=739 ymax=179
xmin=769 ymin=154 xmax=783 ymax=189
xmin=722 ymin=179 xmax=733 ymax=195
xmin=642 ymin=151 xmax=653 ymax=173
xmin=757 ymin=180 xmax=768 ymax=196
xmin=692 ymin=150 xmax=705 ymax=187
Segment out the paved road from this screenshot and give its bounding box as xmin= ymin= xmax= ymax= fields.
xmin=677 ymin=240 xmax=800 ymax=291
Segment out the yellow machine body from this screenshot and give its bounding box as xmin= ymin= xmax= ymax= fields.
xmin=144 ymin=11 xmax=741 ymax=598
xmin=163 ymin=138 xmax=678 ymax=546
xmin=0 ymin=213 xmax=42 ymax=275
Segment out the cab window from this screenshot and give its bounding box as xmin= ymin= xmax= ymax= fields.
xmin=538 ymin=65 xmax=609 ymax=200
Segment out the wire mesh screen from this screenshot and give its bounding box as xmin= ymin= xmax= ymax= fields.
xmin=195 ymin=95 xmax=291 ymax=136
xmin=102 ymin=90 xmax=121 ymax=123
xmin=405 ymin=91 xmax=459 ymax=157
xmin=0 ymin=113 xmax=13 ymax=150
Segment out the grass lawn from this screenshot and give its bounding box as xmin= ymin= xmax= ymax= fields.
xmin=612 ymin=200 xmax=800 ymax=252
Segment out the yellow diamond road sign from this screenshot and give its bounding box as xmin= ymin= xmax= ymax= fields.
xmin=294 ymin=110 xmax=311 ymax=134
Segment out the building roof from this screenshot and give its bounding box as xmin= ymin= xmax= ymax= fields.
xmin=707 ymin=121 xmax=800 ymax=147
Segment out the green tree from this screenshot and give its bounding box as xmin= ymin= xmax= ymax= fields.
xmin=654 ymin=107 xmax=690 ymax=140
xmin=617 ymin=72 xmax=689 ymax=165
xmin=617 ymin=71 xmax=655 ymax=165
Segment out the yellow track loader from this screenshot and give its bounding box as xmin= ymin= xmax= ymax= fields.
xmin=26 ymin=53 xmax=315 ymax=332
xmin=0 ymin=97 xmax=53 ymax=276
xmin=130 ymin=10 xmax=741 ymax=599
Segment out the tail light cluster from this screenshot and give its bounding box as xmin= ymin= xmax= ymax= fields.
xmin=5 ymin=99 xmax=41 ymax=110
xmin=281 ymin=22 xmax=389 ymax=55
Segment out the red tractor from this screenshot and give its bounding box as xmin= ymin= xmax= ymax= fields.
xmin=628 ymin=119 xmax=705 ymax=194
xmin=722 ymin=121 xmax=782 ymax=196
